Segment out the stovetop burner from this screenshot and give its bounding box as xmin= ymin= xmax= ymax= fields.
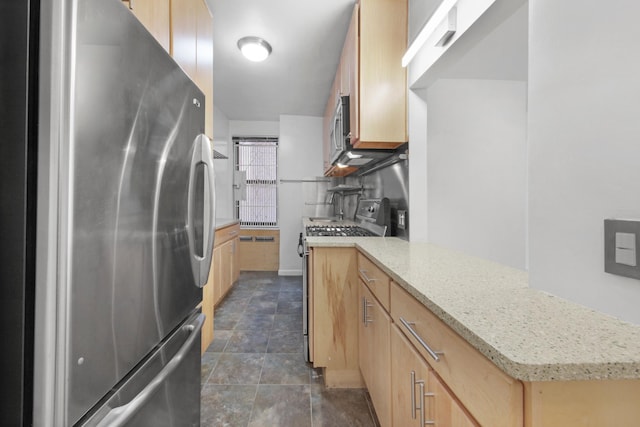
xmin=305 ymin=225 xmax=375 ymax=237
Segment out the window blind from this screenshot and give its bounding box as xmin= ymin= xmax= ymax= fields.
xmin=234 ymin=137 xmax=278 ymax=227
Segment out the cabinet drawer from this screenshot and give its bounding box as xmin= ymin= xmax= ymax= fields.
xmin=390 ymin=282 xmax=523 ymax=427
xmin=357 ymin=252 xmax=390 ymax=311
xmin=215 ymin=223 xmax=240 ymax=247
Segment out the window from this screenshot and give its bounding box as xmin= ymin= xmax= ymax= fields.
xmin=234 ymin=137 xmax=278 ymax=227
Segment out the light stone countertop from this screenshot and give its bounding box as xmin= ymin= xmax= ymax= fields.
xmin=215 ymin=218 xmax=239 ymax=230
xmin=305 ymin=236 xmax=640 ymax=382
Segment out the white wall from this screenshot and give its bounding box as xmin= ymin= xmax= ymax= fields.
xmin=408 ymin=88 xmax=429 ymax=242
xmin=528 ymin=0 xmax=640 ymax=324
xmin=426 ymin=79 xmax=527 ymax=269
xmin=278 ymin=115 xmax=324 ymax=275
xmin=229 ymin=120 xmax=280 ymax=138
xmin=212 ymin=106 xmax=233 ymax=220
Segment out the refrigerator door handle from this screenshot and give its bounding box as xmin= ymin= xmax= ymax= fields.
xmin=187 ymin=134 xmax=216 ymax=287
xmin=94 ymin=313 xmax=205 ymax=427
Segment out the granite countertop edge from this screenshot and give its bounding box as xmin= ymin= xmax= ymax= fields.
xmin=215 ymin=218 xmax=240 ymax=230
xmin=305 ymin=236 xmax=640 ymax=382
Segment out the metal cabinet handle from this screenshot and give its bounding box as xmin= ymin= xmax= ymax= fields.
xmin=399 ymin=317 xmax=443 ymax=362
xmin=411 ymin=371 xmax=417 ymax=420
xmin=95 ymin=314 xmax=205 ymax=427
xmin=239 ymin=236 xmax=253 ymax=242
xmin=255 ymin=236 xmax=275 ymax=242
xmin=418 ymin=381 xmax=436 ymax=426
xmin=361 ymin=297 xmax=373 ymax=326
xmin=228 ymin=230 xmax=239 ymax=236
xmin=359 ymin=269 xmax=377 ymax=283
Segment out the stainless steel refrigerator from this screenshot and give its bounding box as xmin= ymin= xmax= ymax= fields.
xmin=0 ymin=0 xmax=216 ymax=425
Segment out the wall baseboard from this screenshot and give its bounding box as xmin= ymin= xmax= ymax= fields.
xmin=278 ymin=269 xmax=302 ymax=276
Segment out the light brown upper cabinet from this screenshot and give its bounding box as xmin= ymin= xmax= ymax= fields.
xmin=344 ymin=0 xmax=408 ymax=149
xmin=170 ymin=0 xmax=197 ymax=78
xmin=122 ymin=0 xmax=171 ymax=53
xmin=195 ymin=1 xmax=214 ymax=138
xmin=170 ymin=0 xmax=214 ymax=138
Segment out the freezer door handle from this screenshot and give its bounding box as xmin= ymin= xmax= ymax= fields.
xmin=94 ymin=313 xmax=205 ymax=427
xmin=187 ymin=134 xmax=216 ymax=287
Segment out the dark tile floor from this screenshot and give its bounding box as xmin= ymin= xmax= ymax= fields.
xmin=201 ymin=271 xmax=380 ymax=427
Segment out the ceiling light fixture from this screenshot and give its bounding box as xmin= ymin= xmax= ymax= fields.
xmin=237 ymin=36 xmax=272 ymax=62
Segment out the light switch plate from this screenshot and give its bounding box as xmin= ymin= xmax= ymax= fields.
xmin=397 ymin=210 xmax=406 ymax=230
xmin=605 ymin=219 xmax=640 ymax=279
xmin=615 ymin=232 xmax=637 ymax=266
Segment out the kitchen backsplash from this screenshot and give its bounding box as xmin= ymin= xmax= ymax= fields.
xmin=343 ymin=153 xmax=409 ymax=240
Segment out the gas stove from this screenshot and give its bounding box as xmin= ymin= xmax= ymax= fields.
xmin=305 ymin=224 xmax=375 ymax=237
xmin=304 ymin=198 xmax=390 ymax=238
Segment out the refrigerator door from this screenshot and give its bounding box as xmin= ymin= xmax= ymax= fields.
xmin=64 ymin=0 xmax=214 ymax=423
xmin=82 ymin=312 xmax=204 ymax=427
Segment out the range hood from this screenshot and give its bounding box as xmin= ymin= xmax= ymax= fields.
xmin=334 ymin=148 xmax=396 ymax=168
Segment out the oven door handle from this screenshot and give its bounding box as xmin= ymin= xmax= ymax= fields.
xmin=297 ymin=232 xmax=305 ymax=258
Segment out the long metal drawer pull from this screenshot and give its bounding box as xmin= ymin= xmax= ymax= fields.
xmin=95 ymin=314 xmax=205 ymax=427
xmin=239 ymin=236 xmax=253 ymax=241
xmin=399 ymin=317 xmax=442 ymax=362
xmin=359 ymin=269 xmax=377 ymax=283
xmin=228 ymin=230 xmax=239 ymax=236
xmin=255 ymin=236 xmax=275 ymax=242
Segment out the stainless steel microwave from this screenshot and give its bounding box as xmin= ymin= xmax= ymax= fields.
xmin=329 ymin=95 xmax=350 ymax=165
xmin=329 ymin=95 xmax=396 ymax=168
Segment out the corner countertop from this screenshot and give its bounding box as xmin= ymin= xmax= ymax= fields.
xmin=305 ymin=236 xmax=640 ymax=382
xmin=215 ymin=218 xmax=240 ymax=230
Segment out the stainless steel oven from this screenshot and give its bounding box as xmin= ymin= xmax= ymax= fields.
xmin=298 ymin=233 xmax=311 ymax=362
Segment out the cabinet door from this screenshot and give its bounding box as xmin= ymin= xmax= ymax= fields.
xmin=392 ymin=324 xmax=479 ymax=427
xmin=195 ymin=0 xmax=213 ymax=138
xmin=201 ymin=261 xmax=215 ymax=353
xmin=122 ymin=0 xmax=171 ymax=52
xmin=310 ymin=248 xmax=361 ymax=387
xmin=170 ymin=0 xmax=197 ymax=78
xmin=221 ymin=240 xmax=232 ymax=296
xmin=356 ymin=0 xmax=407 ymax=147
xmin=231 ymin=237 xmax=240 ymax=284
xmin=359 ymin=281 xmax=391 ymax=427
xmin=212 ymin=244 xmax=223 ymax=305
xmin=391 ymin=323 xmax=430 ymax=427
xmin=429 ymin=370 xmax=479 ymax=427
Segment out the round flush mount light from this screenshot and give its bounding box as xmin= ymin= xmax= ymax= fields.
xmin=237 ymin=36 xmax=272 ymax=62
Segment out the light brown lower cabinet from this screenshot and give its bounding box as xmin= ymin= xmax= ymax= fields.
xmin=200 ymin=257 xmax=215 ymax=354
xmin=391 ymin=324 xmax=478 ymax=427
xmin=390 ymin=280 xmax=523 ymax=427
xmin=309 ymin=247 xmax=363 ymax=388
xmin=359 ymin=280 xmax=392 ymax=427
xmin=201 ymin=223 xmax=240 ymax=354
xmin=308 ymin=249 xmax=640 ymax=426
xmin=212 ymin=244 xmax=222 ymax=306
